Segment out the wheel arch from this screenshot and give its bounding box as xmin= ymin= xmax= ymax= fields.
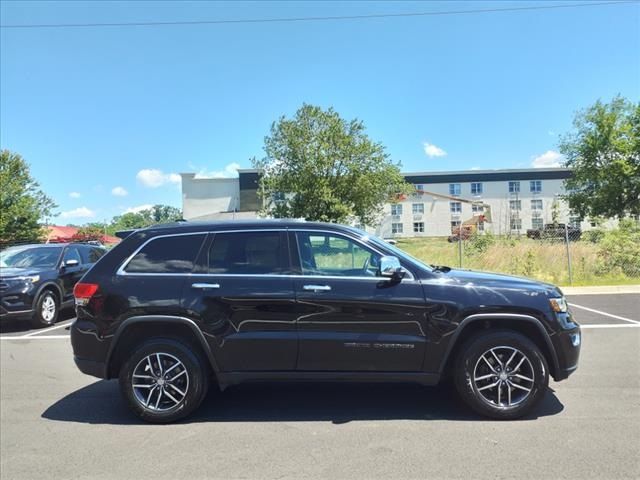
xmin=105 ymin=315 xmax=221 ymax=381
xmin=439 ymin=313 xmax=560 ymax=380
xmin=32 ymin=282 xmax=63 ymax=307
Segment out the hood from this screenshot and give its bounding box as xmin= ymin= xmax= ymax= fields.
xmin=436 ymin=268 xmax=561 ymax=296
xmin=0 ymin=267 xmax=47 ymax=279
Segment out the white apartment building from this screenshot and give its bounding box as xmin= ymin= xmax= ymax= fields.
xmin=181 ymin=168 xmax=605 ymax=237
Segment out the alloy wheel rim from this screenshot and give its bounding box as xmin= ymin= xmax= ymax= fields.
xmin=41 ymin=296 xmax=56 ymax=322
xmin=473 ymin=346 xmax=535 ymax=408
xmin=131 ymin=352 xmax=190 ymax=412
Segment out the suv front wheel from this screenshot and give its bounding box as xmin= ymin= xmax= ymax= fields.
xmin=31 ymin=290 xmax=59 ymax=328
xmin=454 ymin=331 xmax=549 ymax=420
xmin=119 ymin=338 xmax=210 ymax=423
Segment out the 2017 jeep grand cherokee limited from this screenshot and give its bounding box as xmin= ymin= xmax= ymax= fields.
xmin=71 ymin=220 xmax=581 ymax=423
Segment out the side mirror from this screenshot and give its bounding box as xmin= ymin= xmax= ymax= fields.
xmin=379 ymin=255 xmax=406 ymax=281
xmin=64 ymin=259 xmax=79 ymax=267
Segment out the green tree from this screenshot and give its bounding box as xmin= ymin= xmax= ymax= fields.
xmin=560 ymin=96 xmax=640 ymax=219
xmin=253 ymin=104 xmax=411 ymax=225
xmin=109 ymin=205 xmax=182 ymax=233
xmin=0 ymin=150 xmax=57 ymax=244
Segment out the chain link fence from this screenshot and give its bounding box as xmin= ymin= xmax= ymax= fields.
xmin=395 ymin=220 xmax=640 ymax=286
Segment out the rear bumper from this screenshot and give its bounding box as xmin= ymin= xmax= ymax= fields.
xmin=73 ymin=356 xmax=107 ymax=379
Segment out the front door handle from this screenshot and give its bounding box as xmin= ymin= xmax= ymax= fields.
xmin=303 ymin=284 xmax=331 ymax=292
xmin=191 ymin=283 xmax=220 ymax=289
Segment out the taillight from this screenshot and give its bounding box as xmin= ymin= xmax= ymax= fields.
xmin=74 ymin=283 xmax=99 ymax=306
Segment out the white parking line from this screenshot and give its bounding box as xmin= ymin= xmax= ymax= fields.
xmin=581 ymin=323 xmax=640 ymax=329
xmin=0 ymin=335 xmax=70 ymax=340
xmin=23 ymin=320 xmax=74 ymax=337
xmin=569 ymin=303 xmax=640 ymax=324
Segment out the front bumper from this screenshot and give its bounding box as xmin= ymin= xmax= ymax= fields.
xmin=552 ymin=326 xmax=581 ymax=381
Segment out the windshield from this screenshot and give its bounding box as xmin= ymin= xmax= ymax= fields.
xmin=0 ymin=246 xmax=63 ymax=269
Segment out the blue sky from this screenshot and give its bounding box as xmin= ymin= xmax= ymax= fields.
xmin=1 ymin=1 xmax=639 ymax=224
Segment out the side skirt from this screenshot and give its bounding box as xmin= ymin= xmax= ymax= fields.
xmin=216 ymin=371 xmax=441 ymax=390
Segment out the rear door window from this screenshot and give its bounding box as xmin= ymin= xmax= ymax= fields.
xmin=124 ymin=234 xmax=206 ymax=274
xmin=79 ymin=246 xmax=106 ymax=264
xmin=62 ymin=247 xmax=82 ymax=265
xmin=208 ymin=231 xmax=287 ymax=275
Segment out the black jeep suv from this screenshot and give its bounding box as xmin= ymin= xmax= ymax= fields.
xmin=71 ymin=220 xmax=580 ymax=422
xmin=1 ymin=243 xmax=106 ymax=327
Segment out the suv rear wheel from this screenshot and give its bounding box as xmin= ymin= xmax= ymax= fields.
xmin=31 ymin=290 xmax=59 ymax=328
xmin=454 ymin=330 xmax=549 ymax=420
xmin=119 ymin=338 xmax=210 ymax=423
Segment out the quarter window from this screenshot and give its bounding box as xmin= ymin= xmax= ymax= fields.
xmin=296 ymin=232 xmax=380 ymax=277
xmin=125 ymin=234 xmax=206 ymax=274
xmin=208 ymin=232 xmax=285 ymax=275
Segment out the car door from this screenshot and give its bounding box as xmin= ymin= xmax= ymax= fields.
xmin=59 ymin=246 xmax=85 ymax=302
xmin=181 ymin=230 xmax=298 ymax=372
xmin=291 ymin=230 xmax=429 ymax=372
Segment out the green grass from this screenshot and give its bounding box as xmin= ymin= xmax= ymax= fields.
xmin=394 ymin=236 xmax=640 ymax=287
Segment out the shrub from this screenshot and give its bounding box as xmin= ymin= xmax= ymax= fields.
xmin=598 ymin=220 xmax=640 ymax=276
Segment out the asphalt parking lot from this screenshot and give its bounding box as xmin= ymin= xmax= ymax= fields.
xmin=1 ymin=293 xmax=639 ymax=479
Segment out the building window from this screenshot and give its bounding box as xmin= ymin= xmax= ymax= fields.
xmin=531 ymin=199 xmax=543 ymax=210
xmin=412 ymin=203 xmax=424 ymax=214
xmin=391 ymin=223 xmax=403 ymax=234
xmin=449 ymin=183 xmax=461 ymax=196
xmin=510 ymin=218 xmax=522 ymax=230
xmin=569 ymin=216 xmax=581 ymax=228
xmin=415 ymin=184 xmax=425 ymax=191
xmin=413 ymin=222 xmax=424 ymax=233
xmin=509 ymin=181 xmax=520 ymax=193
xmin=451 ymin=220 xmax=461 ymax=229
xmin=510 ymin=200 xmax=522 ymax=211
xmin=450 ymin=201 xmax=462 ymax=214
xmin=530 ymin=180 xmax=542 ymax=193
xmin=531 ymin=218 xmax=543 ymax=230
xmin=391 ymin=204 xmax=403 ymax=216
xmin=471 ymin=182 xmax=483 ymax=195
xmin=472 ymin=204 xmax=484 ymax=214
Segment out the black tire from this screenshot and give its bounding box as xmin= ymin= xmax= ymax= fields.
xmin=119 ymin=338 xmax=210 ymax=423
xmin=30 ymin=290 xmax=59 ymax=328
xmin=453 ymin=330 xmax=549 ymax=420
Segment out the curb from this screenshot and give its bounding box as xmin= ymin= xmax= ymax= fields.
xmin=561 ymin=285 xmax=640 ymax=295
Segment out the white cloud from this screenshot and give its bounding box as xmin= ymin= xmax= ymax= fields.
xmin=531 ymin=150 xmax=564 ymax=168
xmin=60 ymin=207 xmax=95 ymax=219
xmin=470 ymin=166 xmax=481 ymax=170
xmin=111 ymin=186 xmax=128 ymax=197
xmin=68 ymin=192 xmax=81 ymax=198
xmin=423 ymin=142 xmax=447 ymax=158
xmin=194 ymin=162 xmax=241 ymax=179
xmin=123 ymin=204 xmax=153 ymax=214
xmin=136 ymin=169 xmax=181 ymax=188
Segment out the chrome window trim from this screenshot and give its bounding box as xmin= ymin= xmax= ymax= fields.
xmin=116 ymin=227 xmax=416 ymax=282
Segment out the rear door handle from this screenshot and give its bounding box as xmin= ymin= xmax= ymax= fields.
xmin=191 ymin=283 xmax=220 ymax=289
xmin=303 ymin=284 xmax=331 ymax=292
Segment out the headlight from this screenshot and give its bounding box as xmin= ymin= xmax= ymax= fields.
xmin=16 ymin=275 xmax=40 ymax=284
xmin=549 ymin=297 xmax=568 ymax=313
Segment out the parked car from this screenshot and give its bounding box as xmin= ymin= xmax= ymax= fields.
xmin=526 ymin=223 xmax=582 ymax=240
xmin=0 ymin=243 xmax=107 ymax=327
xmin=70 ymin=220 xmax=581 ymax=423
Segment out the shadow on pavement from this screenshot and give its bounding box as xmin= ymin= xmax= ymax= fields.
xmin=42 ymin=381 xmax=564 ymax=425
xmin=0 ymin=308 xmax=75 ymax=335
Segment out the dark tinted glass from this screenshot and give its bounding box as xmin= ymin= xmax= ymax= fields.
xmin=125 ymin=234 xmax=205 ymax=273
xmin=209 ymin=232 xmax=284 ymax=275
xmin=79 ymin=246 xmax=106 ymax=264
xmin=63 ymin=247 xmax=82 ymax=264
